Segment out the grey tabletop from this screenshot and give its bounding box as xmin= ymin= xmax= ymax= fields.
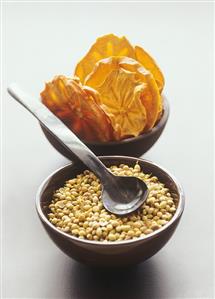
xmin=2 ymin=2 xmax=214 ymax=299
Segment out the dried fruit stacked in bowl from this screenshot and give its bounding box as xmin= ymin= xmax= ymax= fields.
xmin=41 ymin=34 xmax=165 ymax=142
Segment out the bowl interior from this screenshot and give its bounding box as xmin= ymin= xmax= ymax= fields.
xmin=38 ymin=156 xmax=183 ymax=235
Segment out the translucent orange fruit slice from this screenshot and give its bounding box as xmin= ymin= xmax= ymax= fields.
xmin=135 ymin=46 xmax=165 ymax=93
xmin=74 ymin=34 xmax=135 ymax=84
xmin=75 ymin=34 xmax=164 ymax=93
xmin=85 ymin=56 xmax=161 ymax=131
xmin=40 ymin=75 xmax=114 ymax=142
xmin=94 ymin=68 xmax=147 ymax=140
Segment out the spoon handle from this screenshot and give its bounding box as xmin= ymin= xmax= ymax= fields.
xmin=7 ymin=83 xmax=112 ymax=182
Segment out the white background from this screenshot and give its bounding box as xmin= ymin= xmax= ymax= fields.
xmin=2 ymin=2 xmax=214 ymax=298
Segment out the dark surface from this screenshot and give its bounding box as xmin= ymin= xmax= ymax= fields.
xmin=40 ymin=97 xmax=169 ymax=159
xmin=36 ymin=156 xmax=184 ymax=267
xmin=60 ymin=260 xmax=172 ymax=299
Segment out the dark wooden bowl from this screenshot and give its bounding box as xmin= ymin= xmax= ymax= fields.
xmin=40 ymin=96 xmax=169 ymax=159
xmin=36 ymin=156 xmax=185 ymax=267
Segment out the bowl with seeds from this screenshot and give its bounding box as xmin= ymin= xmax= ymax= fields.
xmin=36 ymin=156 xmax=185 ymax=267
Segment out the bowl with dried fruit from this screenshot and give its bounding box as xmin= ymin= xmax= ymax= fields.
xmin=36 ymin=156 xmax=185 ymax=267
xmin=40 ymin=34 xmax=169 ymax=158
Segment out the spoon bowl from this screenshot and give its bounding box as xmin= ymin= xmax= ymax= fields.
xmin=102 ymin=175 xmax=149 ymax=215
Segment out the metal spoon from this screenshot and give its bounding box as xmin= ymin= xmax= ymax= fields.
xmin=7 ymin=83 xmax=149 ymax=215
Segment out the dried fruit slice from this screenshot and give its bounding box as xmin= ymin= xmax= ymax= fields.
xmin=74 ymin=34 xmax=164 ymax=93
xmin=85 ymin=56 xmax=161 ymax=131
xmin=40 ymin=75 xmax=114 ymax=142
xmin=135 ymin=65 xmax=162 ymax=131
xmin=75 ymin=34 xmax=135 ymax=83
xmin=135 ymin=45 xmax=165 ymax=92
xmin=95 ymin=68 xmax=147 ymax=140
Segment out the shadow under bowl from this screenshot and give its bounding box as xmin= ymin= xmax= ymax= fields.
xmin=36 ymin=156 xmax=184 ymax=267
xmin=40 ymin=96 xmax=169 ymax=159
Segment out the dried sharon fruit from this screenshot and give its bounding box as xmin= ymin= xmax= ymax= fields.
xmin=40 ymin=75 xmax=114 ymax=142
xmin=94 ymin=68 xmax=147 ymax=140
xmin=75 ymin=34 xmax=135 ymax=84
xmin=41 ymin=34 xmax=165 ymax=143
xmin=75 ymin=34 xmax=164 ymax=93
xmin=135 ymin=46 xmax=165 ymax=93
xmin=85 ymin=56 xmax=161 ymax=131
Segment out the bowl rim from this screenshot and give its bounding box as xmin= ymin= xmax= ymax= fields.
xmin=84 ymin=95 xmax=169 ymax=146
xmin=36 ymin=156 xmax=185 ymax=247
